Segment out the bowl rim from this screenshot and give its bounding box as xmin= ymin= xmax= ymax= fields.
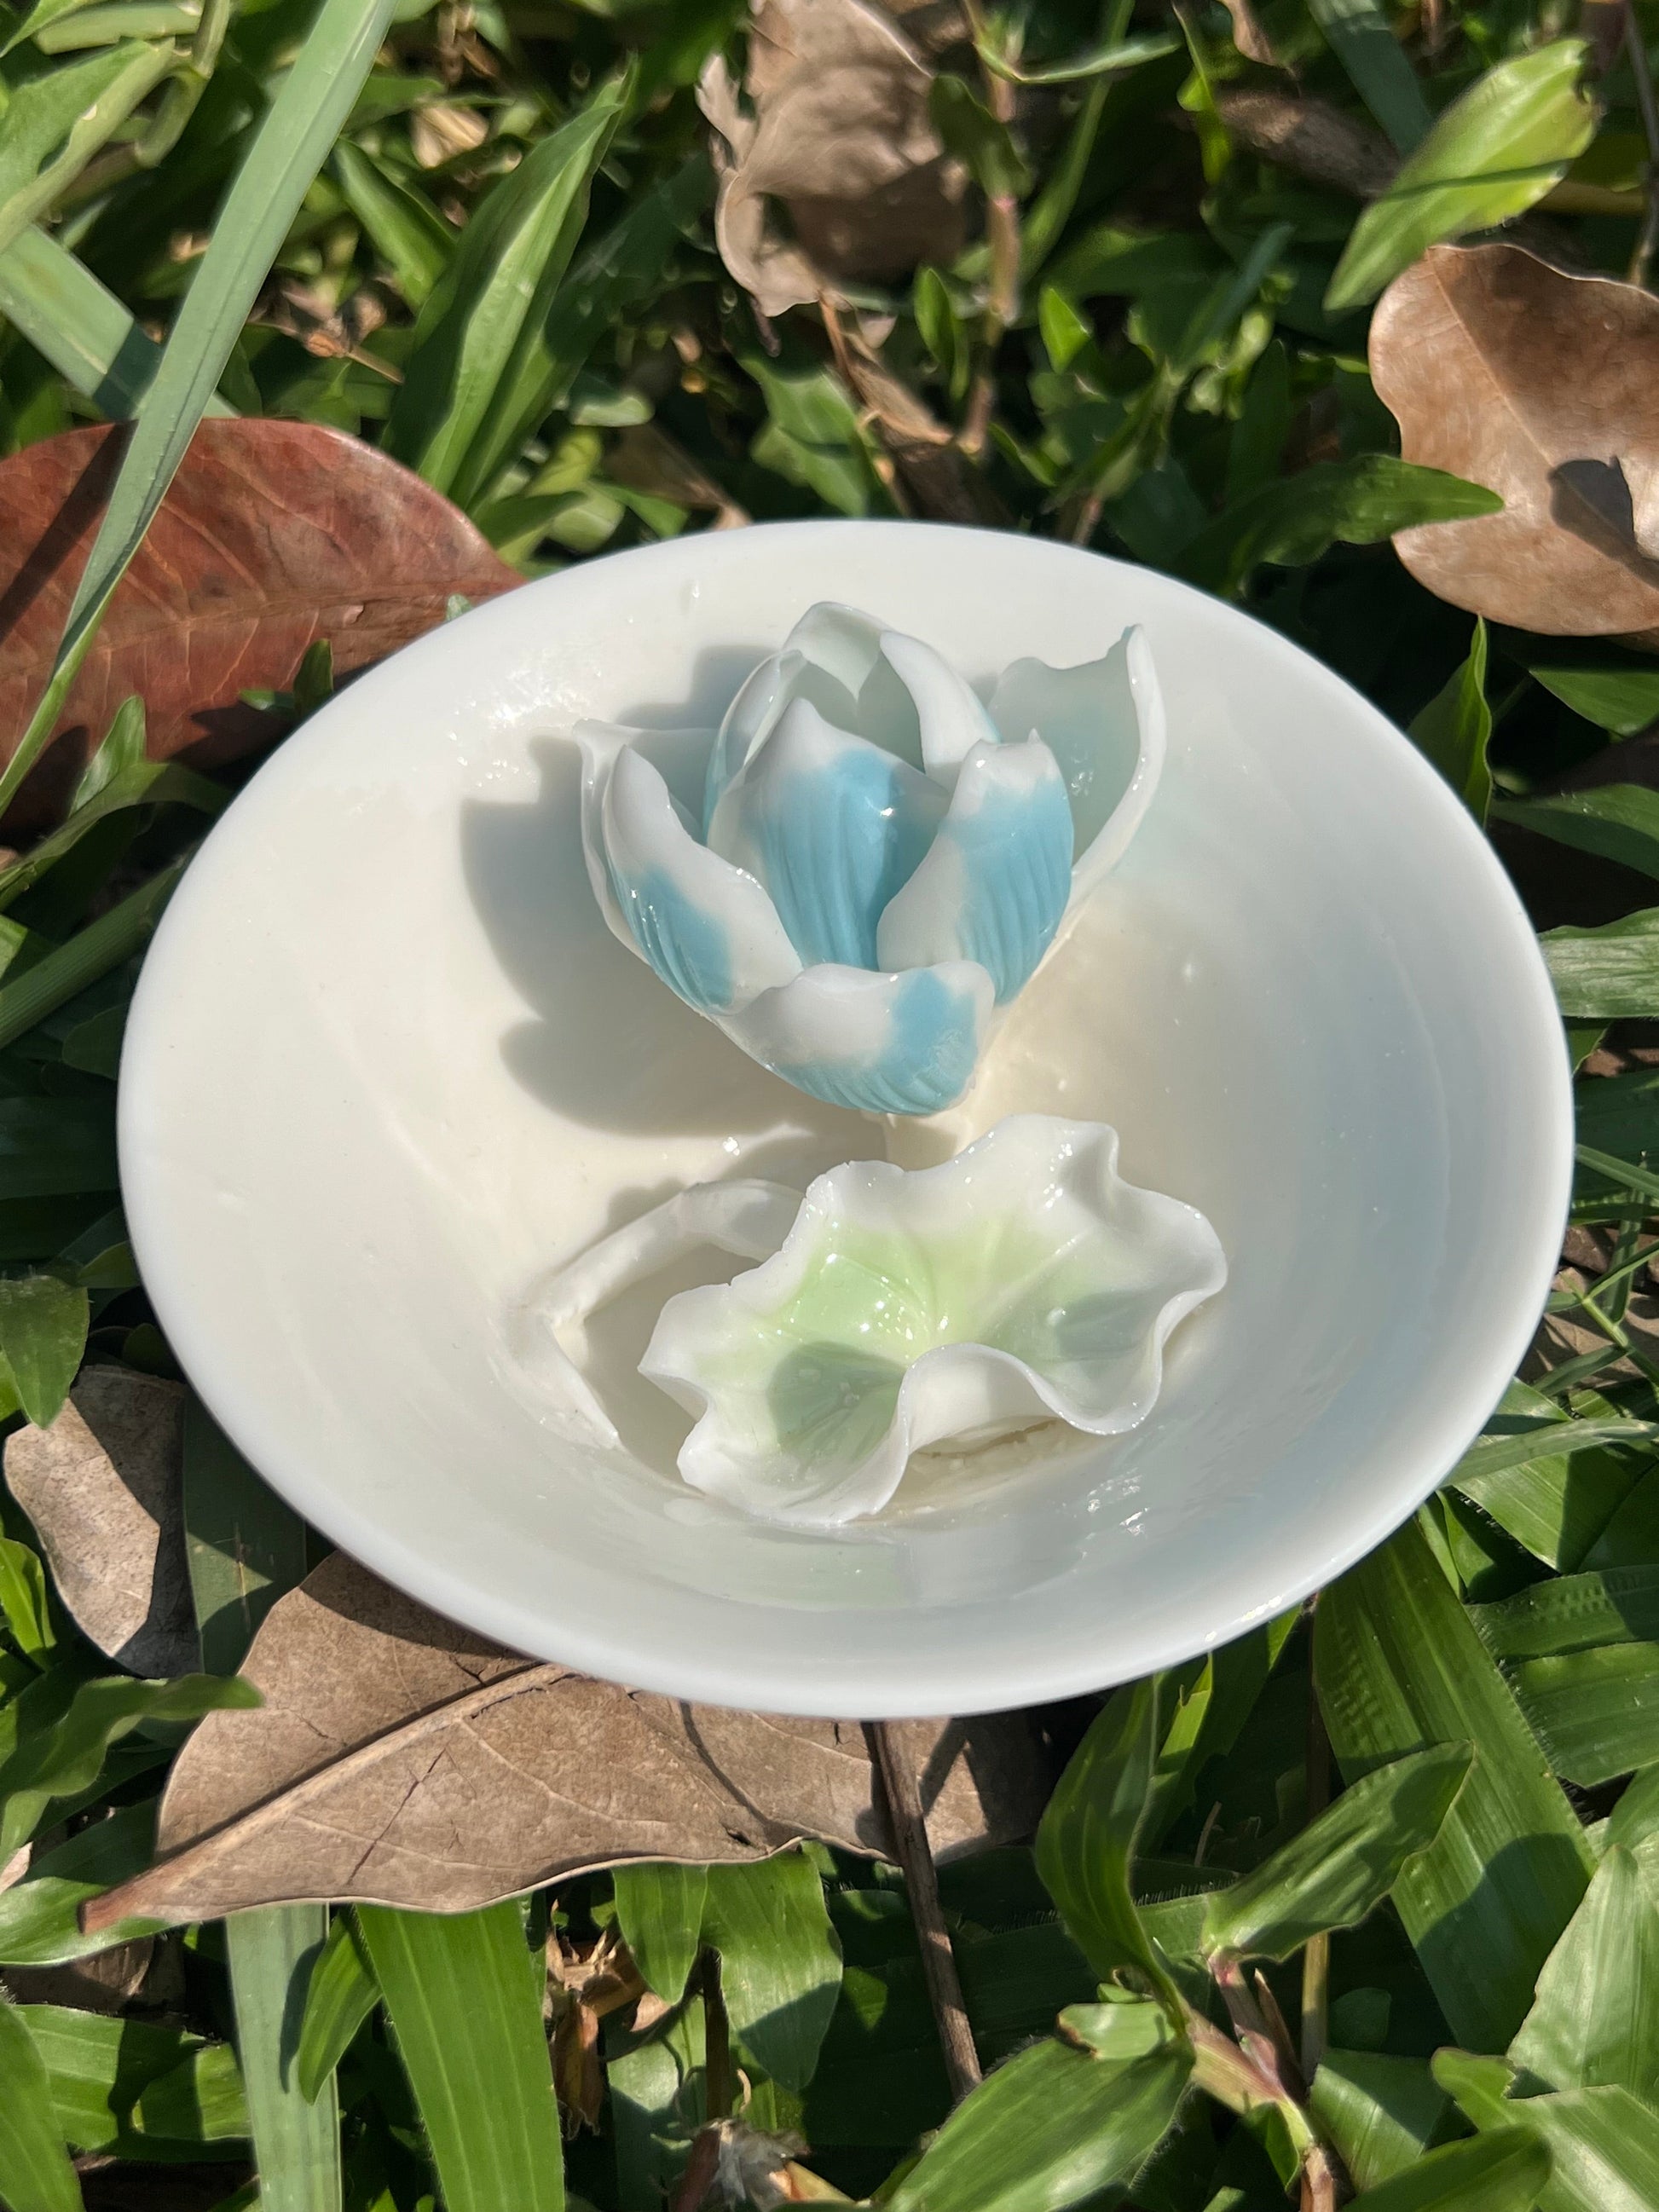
xmin=118 ymin=518 xmax=1575 ymax=1714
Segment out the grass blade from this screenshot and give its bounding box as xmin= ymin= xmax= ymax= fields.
xmin=183 ymin=1401 xmax=338 ymax=2212
xmin=1308 ymin=0 xmax=1432 ymax=152
xmin=296 ymin=1912 xmax=379 ymax=2102
xmin=0 ymin=0 xmax=401 ymax=820
xmin=0 ymin=855 xmax=188 ymax=1053
xmin=0 ymin=2004 xmax=83 ymax=2212
xmin=356 ymin=1899 xmax=565 ymax=2212
xmin=0 ymin=228 xmax=236 ymax=420
xmin=1314 ymin=1518 xmax=1596 ymax=2051
xmin=611 ymin=1863 xmax=707 ymax=2005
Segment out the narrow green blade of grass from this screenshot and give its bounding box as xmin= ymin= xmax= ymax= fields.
xmin=0 ymin=855 xmax=188 ymax=1053
xmin=332 ymin=141 xmax=454 ymax=309
xmin=1315 ymin=1518 xmax=1596 ymax=2052
xmin=0 ymin=0 xmax=400 ymax=822
xmin=703 ymin=1851 xmax=842 ymax=2091
xmin=0 ymin=2003 xmax=83 ymax=2212
xmin=0 ymin=41 xmax=176 ymax=266
xmin=385 ymin=70 xmax=628 ymax=503
xmin=183 ymin=1401 xmax=338 ymax=2212
xmin=356 ymin=1900 xmax=565 ymax=2212
xmin=1308 ymin=0 xmax=1431 ymax=152
xmin=296 ymin=1913 xmax=380 ymax=2102
xmin=0 ymin=228 xmax=235 ymax=419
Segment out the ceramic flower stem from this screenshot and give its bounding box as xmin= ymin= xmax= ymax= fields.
xmin=870 ymin=1718 xmax=983 ymax=2104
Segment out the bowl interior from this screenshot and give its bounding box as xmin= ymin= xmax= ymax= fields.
xmin=118 ymin=522 xmax=1570 ymax=1716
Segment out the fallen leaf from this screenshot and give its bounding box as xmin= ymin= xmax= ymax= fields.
xmin=1370 ymin=242 xmax=1659 ymax=640
xmin=3 ymin=1937 xmax=153 ymax=2014
xmin=698 ymin=0 xmax=966 ymax=320
xmin=0 ymin=419 xmax=519 ymax=826
xmin=85 ymin=1554 xmax=1047 ymax=1929
xmin=4 ymin=1367 xmax=196 ymax=1679
xmin=410 ymin=103 xmax=489 ymax=168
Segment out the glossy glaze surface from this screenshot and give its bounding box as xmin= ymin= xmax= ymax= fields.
xmin=118 ymin=523 xmax=1571 ymax=1715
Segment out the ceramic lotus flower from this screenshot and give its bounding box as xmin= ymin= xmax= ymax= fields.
xmin=577 ymin=604 xmax=1164 ymax=1117
xmin=641 ymin=1116 xmax=1225 ymax=1525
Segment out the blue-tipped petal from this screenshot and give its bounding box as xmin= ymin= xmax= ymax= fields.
xmin=876 ymin=737 xmax=1074 ymax=1003
xmin=601 ymin=747 xmax=800 ymax=1015
xmin=702 ymin=647 xmax=864 ymax=835
xmin=988 ymin=625 xmax=1165 ymax=904
xmin=725 ymin=960 xmax=995 ymax=1117
xmin=706 ymin=697 xmax=946 ymax=971
xmin=879 ymin=631 xmax=1002 ymax=788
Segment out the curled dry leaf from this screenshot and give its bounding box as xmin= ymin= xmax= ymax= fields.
xmin=0 ymin=419 xmax=518 ymax=827
xmin=1371 ymin=242 xmax=1659 ymax=640
xmin=86 ymin=1552 xmax=1047 ymax=1928
xmin=698 ymin=0 xmax=966 ymax=319
xmin=4 ymin=1366 xmax=196 ymax=1679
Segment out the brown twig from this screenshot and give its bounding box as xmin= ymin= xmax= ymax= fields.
xmin=1627 ymin=0 xmax=1659 ymax=286
xmin=870 ymin=1720 xmax=982 ymax=2104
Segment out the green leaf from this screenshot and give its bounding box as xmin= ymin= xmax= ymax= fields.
xmin=1314 ymin=1519 xmax=1595 ymax=2052
xmin=332 ymin=140 xmax=454 ymax=309
xmin=0 ymin=857 xmax=188 ymax=1054
xmin=611 ymin=1863 xmax=707 ymax=2006
xmin=1327 ymin=41 xmax=1597 ymax=310
xmin=1200 ymin=1743 xmax=1472 ymax=1963
xmin=981 ymin=31 xmax=1179 ymax=85
xmin=1036 ymin=1678 xmax=1175 ymax=2001
xmin=1471 ymin=1568 xmax=1659 ymax=1661
xmin=296 ymin=1912 xmax=380 ymax=2103
xmin=1510 ymin=1643 xmax=1659 ymax=1785
xmin=0 ymin=0 xmax=403 ymax=823
xmin=1410 ymin=618 xmax=1491 ymax=822
xmin=1544 ymin=909 xmax=1659 ymax=1022
xmin=0 ymin=41 xmax=176 ymax=265
xmin=0 ymin=1797 xmax=164 ymax=1963
xmin=1444 ymin=1394 xmax=1656 ymax=1571
xmin=0 ymin=1534 xmax=55 ymax=1660
xmin=385 ymin=72 xmax=628 ymax=503
xmin=0 ymin=228 xmax=235 ymax=421
xmin=1496 ymin=788 xmax=1659 ymax=882
xmin=703 ymin=1850 xmax=841 ymax=2091
xmin=1308 ymin=0 xmax=1431 ymax=151
xmin=883 ymin=2042 xmax=1191 ymax=2212
xmin=0 ymin=1274 xmax=88 ymax=1428
xmin=19 ymin=2002 xmax=248 ymax=2157
xmin=1179 ymin=456 xmax=1501 ymax=596
xmin=0 ymin=2005 xmax=82 ymax=2212
xmin=1526 ymin=657 xmax=1659 ymax=736
xmin=0 ymin=762 xmax=223 ymax=916
xmin=0 ymin=1100 xmax=115 ymax=1200
xmin=1310 ymin=2048 xmax=1451 ymax=2192
xmin=357 ymin=1901 xmax=564 ymax=2212
xmin=1437 ymin=2056 xmax=1659 ymax=2212
xmin=1509 ymin=1845 xmax=1659 ymax=2096
xmin=928 ymin=73 xmax=1032 ymax=199
xmin=1225 ymin=338 xmax=1292 ymax=503
xmin=182 ymin=1401 xmax=338 ymax=2212
xmin=1038 ymin=285 xmax=1092 ymax=373
xmin=71 ymin=696 xmax=147 ymax=811
xmin=183 ymin=1397 xmax=309 ymax=1677
xmin=1146 ymin=1615 xmax=1296 ymax=1845
xmin=0 ymin=1670 xmax=257 ymax=1857
xmin=1055 ymin=1995 xmax=1175 ymax=2059
xmin=1347 ymin=2128 xmax=1550 ymax=2212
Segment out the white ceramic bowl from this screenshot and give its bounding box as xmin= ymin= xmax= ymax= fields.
xmin=118 ymin=523 xmax=1571 ymax=1718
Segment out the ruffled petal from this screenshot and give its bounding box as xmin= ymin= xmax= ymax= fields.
xmin=705 ymin=696 xmax=946 ymax=969
xmin=875 ymin=736 xmax=1074 ymax=1003
xmin=601 ymin=746 xmax=801 ymax=1015
xmin=724 ymin=959 xmax=994 ymax=1116
xmin=988 ymin=623 xmax=1165 ymax=906
xmin=879 ymin=630 xmax=1003 ymax=788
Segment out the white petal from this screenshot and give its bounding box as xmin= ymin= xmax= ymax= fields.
xmin=641 ymin=1113 xmax=1226 ymax=1524
xmin=706 ymin=696 xmax=946 ymax=968
xmin=722 ymin=958 xmax=994 ymax=1117
xmin=988 ymin=624 xmax=1165 ymax=907
xmin=785 ymin=602 xmax=924 ymax=768
xmin=875 ymin=736 xmax=1073 ymax=1002
xmin=602 ymin=747 xmax=801 ymax=1014
xmin=879 ymin=630 xmax=1003 ymax=788
xmin=577 ymin=720 xmax=716 ymax=953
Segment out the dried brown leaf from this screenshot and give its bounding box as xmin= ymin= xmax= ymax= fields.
xmin=86 ymin=1552 xmax=1045 ymax=1928
xmin=4 ymin=1368 xmax=195 ymax=1678
xmin=699 ymin=0 xmax=965 ymax=319
xmin=1371 ymin=242 xmax=1659 ymax=640
xmin=410 ymin=103 xmax=488 ymax=168
xmin=0 ymin=419 xmax=519 ymax=827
